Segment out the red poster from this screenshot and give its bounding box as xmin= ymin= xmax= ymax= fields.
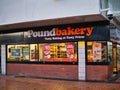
xmin=66 ymin=43 xmax=74 ymax=59
xmin=43 ymin=44 xmax=51 ymax=59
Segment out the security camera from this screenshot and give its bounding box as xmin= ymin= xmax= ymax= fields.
xmin=100 ymin=8 xmax=113 ymax=20
xmin=107 ymin=10 xmax=113 ymax=20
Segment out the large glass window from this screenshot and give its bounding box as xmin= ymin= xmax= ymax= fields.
xmin=7 ymin=44 xmax=30 ymax=61
xmin=7 ymin=42 xmax=77 ymax=63
xmin=87 ymin=41 xmax=107 ymax=62
xmin=39 ymin=42 xmax=77 ymax=62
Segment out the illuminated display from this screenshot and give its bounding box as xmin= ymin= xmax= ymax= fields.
xmin=7 ymin=42 xmax=77 ymax=63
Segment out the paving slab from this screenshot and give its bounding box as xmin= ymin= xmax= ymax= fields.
xmin=0 ymin=75 xmax=120 ymax=90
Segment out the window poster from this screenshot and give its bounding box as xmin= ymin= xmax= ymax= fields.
xmin=93 ymin=42 xmax=102 ymax=61
xmin=22 ymin=47 xmax=29 ymax=60
xmin=43 ymin=44 xmax=51 ymax=59
xmin=31 ymin=50 xmax=36 ymax=59
xmin=66 ymin=43 xmax=74 ymax=59
xmin=11 ymin=48 xmax=21 ymax=57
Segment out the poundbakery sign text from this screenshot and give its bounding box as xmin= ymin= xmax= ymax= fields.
xmin=28 ymin=27 xmax=93 ymax=38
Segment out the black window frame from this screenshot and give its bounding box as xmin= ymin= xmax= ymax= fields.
xmin=7 ymin=42 xmax=78 ymax=65
xmin=86 ymin=40 xmax=112 ymax=65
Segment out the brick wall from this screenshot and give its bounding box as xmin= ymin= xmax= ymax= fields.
xmin=86 ymin=64 xmax=113 ymax=81
xmin=108 ymin=64 xmax=114 ymax=78
xmin=7 ymin=64 xmax=78 ymax=80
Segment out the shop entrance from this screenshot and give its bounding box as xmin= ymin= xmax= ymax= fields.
xmin=113 ymin=45 xmax=117 ymax=73
xmin=117 ymin=45 xmax=120 ymax=73
xmin=113 ymin=44 xmax=120 ymax=74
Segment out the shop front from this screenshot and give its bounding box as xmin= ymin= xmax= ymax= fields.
xmin=110 ymin=27 xmax=120 ymax=74
xmin=0 ymin=21 xmax=113 ymax=81
xmin=117 ymin=44 xmax=120 ymax=72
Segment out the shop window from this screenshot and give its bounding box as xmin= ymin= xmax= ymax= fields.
xmin=107 ymin=42 xmax=113 ymax=62
xmin=7 ymin=42 xmax=77 ymax=63
xmin=7 ymin=44 xmax=29 ymax=61
xmin=30 ymin=44 xmax=39 ymax=61
xmin=39 ymin=42 xmax=77 ymax=62
xmin=87 ymin=41 xmax=107 ymax=62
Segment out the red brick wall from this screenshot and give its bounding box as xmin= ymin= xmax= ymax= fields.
xmin=7 ymin=64 xmax=78 ymax=80
xmin=86 ymin=64 xmax=113 ymax=81
xmin=108 ymin=64 xmax=114 ymax=78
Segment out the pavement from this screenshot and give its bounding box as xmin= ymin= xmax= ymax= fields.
xmin=0 ymin=75 xmax=120 ymax=90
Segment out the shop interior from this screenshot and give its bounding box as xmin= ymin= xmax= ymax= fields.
xmin=87 ymin=41 xmax=112 ymax=63
xmin=7 ymin=42 xmax=77 ymax=62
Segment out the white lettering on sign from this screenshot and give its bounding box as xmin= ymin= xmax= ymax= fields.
xmin=28 ymin=28 xmax=56 ymax=38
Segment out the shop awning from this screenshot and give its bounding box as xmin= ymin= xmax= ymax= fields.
xmin=0 ymin=14 xmax=107 ymax=31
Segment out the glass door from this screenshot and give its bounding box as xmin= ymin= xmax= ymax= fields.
xmin=117 ymin=45 xmax=120 ymax=73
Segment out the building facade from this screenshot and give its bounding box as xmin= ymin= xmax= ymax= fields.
xmin=0 ymin=0 xmax=120 ymax=81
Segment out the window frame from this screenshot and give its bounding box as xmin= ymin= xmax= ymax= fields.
xmin=86 ymin=41 xmax=111 ymax=65
xmin=7 ymin=42 xmax=78 ymax=65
